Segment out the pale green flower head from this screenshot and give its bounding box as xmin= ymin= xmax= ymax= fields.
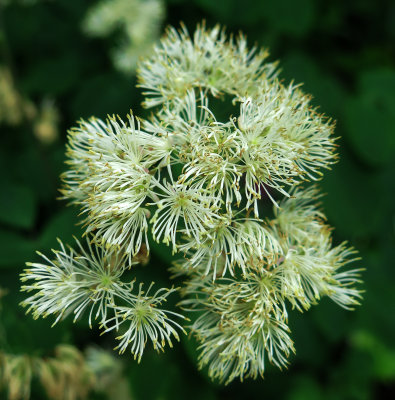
xmin=20 ymin=237 xmax=185 ymax=361
xmin=83 ymin=0 xmax=164 ymax=73
xmin=21 ymin=22 xmax=362 ymax=385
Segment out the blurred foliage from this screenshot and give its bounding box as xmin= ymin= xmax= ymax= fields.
xmin=83 ymin=0 xmax=164 ymax=74
xmin=0 ymin=0 xmax=394 ymax=399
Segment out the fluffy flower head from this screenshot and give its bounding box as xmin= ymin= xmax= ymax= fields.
xmin=21 ymin=22 xmax=362 ymax=385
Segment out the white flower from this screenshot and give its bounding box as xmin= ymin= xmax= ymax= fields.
xmin=197 ymin=316 xmax=294 ymax=384
xmin=20 ymin=238 xmax=132 ymax=327
xmin=102 ymin=283 xmax=186 ymax=362
xmin=180 ymin=271 xmax=293 ymax=384
xmin=150 ymin=91 xmax=246 ymax=208
xmin=321 ymin=244 xmax=363 ymax=310
xmin=21 ymin=238 xmax=186 ymax=359
xmin=138 ymin=23 xmax=277 ymax=107
xmin=150 ymin=179 xmax=219 ymax=251
xmin=90 ymin=207 xmax=150 ymax=265
xmin=270 ymin=187 xmax=363 ymax=311
xmin=61 ymin=114 xmax=171 ymax=257
xmin=179 ymin=215 xmax=278 ymax=277
xmin=237 ymin=89 xmax=336 ymax=208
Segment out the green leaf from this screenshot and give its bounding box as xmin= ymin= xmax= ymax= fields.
xmin=14 ymin=147 xmax=58 ymax=202
xmin=0 ymin=289 xmax=73 ymax=354
xmin=359 ymin=68 xmax=395 ymax=103
xmin=327 ymin=350 xmax=374 ymax=400
xmin=321 ymin=154 xmax=389 ymax=237
xmin=288 ymin=312 xmax=328 ymax=367
xmin=0 ymin=182 xmax=36 ymax=229
xmin=38 ymin=208 xmax=82 ymax=250
xmin=70 ymin=73 xmax=136 ymax=120
xmin=286 ymin=375 xmax=322 ymax=400
xmin=0 ymin=229 xmax=37 ymax=268
xmin=22 ymin=52 xmax=84 ymax=96
xmin=194 ymin=0 xmax=236 ymax=22
xmin=344 ymin=68 xmax=395 ymax=166
xmin=262 ymin=0 xmax=315 ymax=36
xmin=311 ymin=298 xmax=350 ymax=343
xmin=351 ymin=330 xmax=395 ymax=381
xmin=281 ymin=52 xmax=346 ymax=117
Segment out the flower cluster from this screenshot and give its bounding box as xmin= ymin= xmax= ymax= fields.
xmin=177 ymin=187 xmax=361 ymax=383
xmin=21 ymin=23 xmax=362 ymax=384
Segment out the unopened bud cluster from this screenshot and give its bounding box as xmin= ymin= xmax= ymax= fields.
xmin=21 ymin=23 xmax=362 ymax=384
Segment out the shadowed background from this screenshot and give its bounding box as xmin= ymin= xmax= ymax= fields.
xmin=0 ymin=0 xmax=394 ymax=399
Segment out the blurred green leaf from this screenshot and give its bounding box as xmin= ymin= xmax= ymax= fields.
xmin=127 ymin=351 xmax=182 ymax=400
xmin=0 ymin=289 xmax=73 ymax=354
xmin=38 ymin=207 xmax=82 ymax=249
xmin=194 ymin=0 xmax=268 ymax=26
xmin=22 ymin=52 xmax=84 ymax=96
xmin=142 ymin=354 xmax=216 ymax=400
xmin=359 ymin=68 xmax=395 ymax=102
xmin=321 ymin=155 xmax=389 ymax=237
xmin=0 ymin=229 xmax=36 ymax=268
xmin=327 ymin=351 xmax=374 ymax=400
xmin=286 ymin=375 xmax=322 ymax=400
xmin=352 ymin=330 xmax=395 ymax=381
xmin=261 ymin=0 xmax=315 ymax=36
xmin=344 ymin=68 xmax=395 ymax=167
xmin=14 ymin=147 xmax=58 ymax=202
xmin=0 ymin=182 xmax=36 ymax=229
xmin=194 ymin=0 xmax=236 ymax=22
xmin=281 ymin=52 xmax=346 ymax=117
xmin=288 ymin=312 xmax=328 ymax=367
xmin=149 ymin=237 xmax=177 ymax=267
xmin=311 ymin=298 xmax=350 ymax=343
xmin=70 ymin=73 xmax=135 ymax=120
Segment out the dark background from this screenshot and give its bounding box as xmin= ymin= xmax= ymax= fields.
xmin=0 ymin=0 xmax=394 ymax=399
